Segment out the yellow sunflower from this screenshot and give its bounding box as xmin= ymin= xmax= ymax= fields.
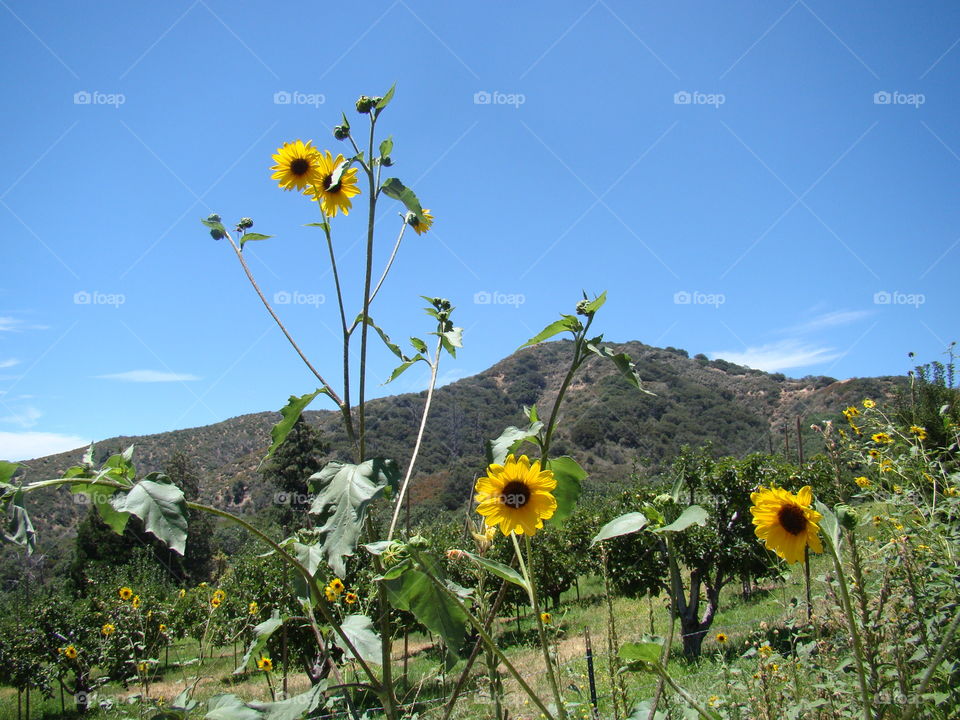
xmin=715 ymin=633 xmax=728 ymax=644
xmin=408 ymin=209 xmax=434 ymax=235
xmin=324 ymin=586 xmax=337 ymax=603
xmin=540 ymin=612 xmax=552 ymax=625
xmin=474 ymin=454 xmax=557 ymax=536
xmin=248 ymin=601 xmax=259 ymax=616
xmin=308 ymin=151 xmax=360 ymax=217
xmin=63 ymin=645 xmax=78 ymax=660
xmin=257 ymin=656 xmax=273 ymax=672
xmin=131 ymin=595 xmax=141 ymax=609
xmin=749 ymin=485 xmax=823 ymax=564
xmin=118 ymin=587 xmax=133 ymax=601
xmin=212 ymin=589 xmax=226 ymax=603
xmin=101 ymin=623 xmax=115 ymax=636
xmin=271 ymin=140 xmax=323 ymax=192
xmin=345 ymin=592 xmax=358 ymax=605
xmin=854 ymin=476 xmax=871 ymax=488
xmin=863 ymin=399 xmax=876 ymax=408
xmin=329 ymin=578 xmax=345 ymax=595
xmin=872 ymin=432 xmax=893 ymax=445
xmin=910 ymin=425 xmax=927 ymax=441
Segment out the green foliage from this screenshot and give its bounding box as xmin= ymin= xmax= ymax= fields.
xmin=260 ymin=417 xmax=328 ymax=533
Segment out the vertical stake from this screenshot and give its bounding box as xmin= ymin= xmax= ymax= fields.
xmin=585 ymin=628 xmax=600 ymax=720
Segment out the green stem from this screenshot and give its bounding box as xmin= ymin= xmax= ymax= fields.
xmin=823 ymin=531 xmax=872 ymax=720
xmin=412 ymin=554 xmax=557 ymax=720
xmin=540 ymin=314 xmax=593 ymax=465
xmin=357 ymin=114 xmax=378 ymax=463
xmin=387 ymin=334 xmax=444 ymax=541
xmin=654 ymin=665 xmax=717 ymax=720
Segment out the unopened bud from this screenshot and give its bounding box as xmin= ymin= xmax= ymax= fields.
xmin=356 ymin=96 xmax=375 ymax=114
xmin=333 ymin=125 xmax=350 ymax=141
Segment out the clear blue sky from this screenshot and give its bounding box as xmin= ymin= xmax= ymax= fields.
xmin=2 ymin=1 xmax=958 ymax=460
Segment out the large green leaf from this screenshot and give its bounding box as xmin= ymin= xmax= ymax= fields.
xmin=205 ymin=694 xmax=262 ymax=720
xmin=251 ymin=683 xmax=327 ymax=720
xmin=383 ymin=553 xmax=469 ymax=658
xmin=462 ymin=551 xmax=529 ymax=593
xmin=546 ymin=456 xmax=585 ymax=526
xmin=519 ymin=315 xmax=581 ymax=349
xmin=380 ymin=178 xmax=425 ymax=224
xmin=71 ymin=483 xmax=129 ymax=535
xmin=0 ymin=461 xmax=18 ymax=485
xmin=115 ymin=473 xmax=188 ymax=555
xmin=2 ymin=489 xmax=35 ymax=554
xmin=234 ymin=612 xmax=283 ymax=675
xmin=485 ymin=421 xmax=543 ymax=465
xmin=619 ymin=640 xmax=663 ymax=667
xmin=308 ymin=459 xmax=400 ymax=577
xmin=263 ymin=389 xmax=330 ymax=463
xmin=591 ymin=512 xmax=649 ymax=545
xmin=332 ymin=614 xmax=381 ymax=664
xmin=651 ymin=505 xmax=708 ymax=534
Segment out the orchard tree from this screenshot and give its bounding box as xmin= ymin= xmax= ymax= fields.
xmin=261 ymin=415 xmax=328 ymax=533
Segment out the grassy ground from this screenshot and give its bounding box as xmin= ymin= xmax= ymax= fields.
xmin=0 ymin=559 xmax=821 ymax=720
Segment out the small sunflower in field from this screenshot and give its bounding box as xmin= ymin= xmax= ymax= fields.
xmin=329 ymin=578 xmax=345 ymax=595
xmin=474 ymin=454 xmax=557 ymax=536
xmin=910 ymin=425 xmax=927 ymax=441
xmin=158 ymin=624 xmax=167 ymax=634
xmin=345 ymin=592 xmax=358 ymax=605
xmin=63 ymin=645 xmax=78 ymax=660
xmin=872 ymin=432 xmax=893 ymax=445
xmin=101 ymin=623 xmax=115 ymax=636
xmin=324 ymin=586 xmax=338 ymax=603
xmin=131 ymin=595 xmax=141 ymax=609
xmin=863 ymin=398 xmax=876 ymax=408
xmin=257 ymin=656 xmax=273 ymax=672
xmin=271 ymin=140 xmax=323 ymax=192
xmin=248 ymin=601 xmax=259 ymax=616
xmin=750 ymin=485 xmax=823 ymax=564
xmin=540 ymin=612 xmax=552 ymax=625
xmin=854 ymin=476 xmax=871 ymax=488
xmin=715 ymin=633 xmax=728 ymax=644
xmin=307 ymin=151 xmax=361 ymax=217
xmin=119 ymin=587 xmax=133 ymax=601
xmin=842 ymin=406 xmax=860 ymax=420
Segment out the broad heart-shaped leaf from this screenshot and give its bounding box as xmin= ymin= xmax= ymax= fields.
xmin=0 ymin=461 xmax=18 ymax=485
xmin=332 ymin=614 xmax=381 ymax=664
xmin=546 ymin=456 xmax=585 ymax=526
xmin=585 ymin=343 xmax=655 ymax=395
xmin=380 ymin=177 xmax=426 ymax=225
xmin=592 ymin=512 xmax=649 ymax=546
xmin=461 ymin=551 xmax=529 ymax=593
xmin=205 ymin=694 xmax=262 ymax=720
xmin=250 ymin=682 xmax=327 ymax=720
xmin=383 ymin=553 xmax=468 ymax=658
xmin=308 ymin=459 xmax=400 ymax=577
xmin=485 ymin=421 xmax=544 ymax=465
xmin=2 ymin=489 xmax=35 ymax=554
xmin=519 ymin=315 xmax=581 ymax=350
xmin=239 ymin=232 xmax=273 ymax=248
xmin=651 ymin=505 xmax=708 ymax=534
xmin=291 ymin=541 xmax=325 ymax=578
xmin=619 ymin=640 xmax=663 ymax=666
xmin=263 ymin=389 xmax=331 ymax=464
xmin=234 ymin=612 xmax=283 ymax=674
xmin=71 ymin=483 xmax=129 ymax=535
xmin=115 ymin=473 xmax=188 ymax=555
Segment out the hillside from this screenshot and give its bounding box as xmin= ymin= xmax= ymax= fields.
xmin=8 ymin=340 xmax=905 ymax=558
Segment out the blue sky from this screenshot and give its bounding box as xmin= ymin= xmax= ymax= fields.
xmin=2 ymin=1 xmax=958 ymax=461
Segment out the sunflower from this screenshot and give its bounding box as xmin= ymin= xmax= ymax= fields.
xmin=715 ymin=633 xmax=728 ymax=644
xmin=248 ymin=601 xmax=259 ymax=616
xmin=863 ymin=398 xmax=876 ymax=408
xmin=271 ymin=140 xmax=323 ymax=192
xmin=872 ymin=432 xmax=893 ymax=445
xmin=854 ymin=476 xmax=871 ymax=488
xmin=63 ymin=645 xmax=78 ymax=660
xmin=212 ymin=589 xmax=226 ymax=603
xmin=408 ymin=209 xmax=434 ymax=235
xmin=131 ymin=595 xmax=141 ymax=609
xmin=910 ymin=425 xmax=927 ymax=441
xmin=474 ymin=454 xmax=557 ymax=536
xmin=540 ymin=612 xmax=552 ymax=625
xmin=307 ymin=151 xmax=361 ymax=217
xmin=257 ymin=656 xmax=273 ymax=672
xmin=842 ymin=406 xmax=860 ymax=419
xmin=178 ymin=589 xmax=186 ymax=599
xmin=749 ymin=485 xmax=823 ymax=564
xmin=119 ymin=587 xmax=133 ymax=601
xmin=101 ymin=623 xmax=115 ymax=636
xmin=329 ymin=578 xmax=345 ymax=595
xmin=211 ymin=596 xmax=222 ymax=608
xmin=345 ymin=592 xmax=358 ymax=605
xmin=158 ymin=624 xmax=167 ymax=633
xmin=324 ymin=586 xmax=337 ymax=603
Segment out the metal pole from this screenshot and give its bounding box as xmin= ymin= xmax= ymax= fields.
xmin=585 ymin=628 xmax=599 ymax=720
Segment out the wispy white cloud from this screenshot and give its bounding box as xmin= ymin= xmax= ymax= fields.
xmin=710 ymin=340 xmax=842 ymax=372
xmin=0 ymin=406 xmax=43 ymax=428
xmin=0 ymin=317 xmax=47 ymax=332
xmin=97 ymin=370 xmax=200 ymax=383
xmin=0 ymin=359 xmax=19 ymax=369
xmin=782 ymin=310 xmax=871 ymax=335
xmin=0 ymin=432 xmax=88 ymax=461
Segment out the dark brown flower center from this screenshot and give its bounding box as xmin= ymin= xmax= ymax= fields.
xmin=290 ymin=158 xmax=311 ymax=176
xmin=500 ymin=480 xmax=531 ymax=509
xmin=322 ymin=172 xmax=340 ymax=192
xmin=778 ymin=504 xmax=808 ymax=535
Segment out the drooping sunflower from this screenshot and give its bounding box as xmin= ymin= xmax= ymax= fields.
xmin=271 ymin=140 xmax=323 ymax=192
xmin=474 ymin=454 xmax=557 ymax=536
xmin=749 ymin=485 xmax=823 ymax=564
xmin=307 ymin=151 xmax=361 ymax=217
xmin=408 ymin=209 xmax=434 ymax=235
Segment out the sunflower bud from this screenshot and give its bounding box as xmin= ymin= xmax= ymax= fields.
xmin=333 ymin=125 xmax=350 ymax=141
xmin=380 ymin=156 xmax=393 ymax=166
xmin=835 ymin=504 xmax=859 ymax=531
xmin=356 ymin=96 xmax=376 ymax=114
xmin=575 ymin=299 xmax=592 ymax=316
xmin=207 ymin=213 xmax=222 ymax=224
xmin=236 ymin=217 xmax=254 ymax=231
